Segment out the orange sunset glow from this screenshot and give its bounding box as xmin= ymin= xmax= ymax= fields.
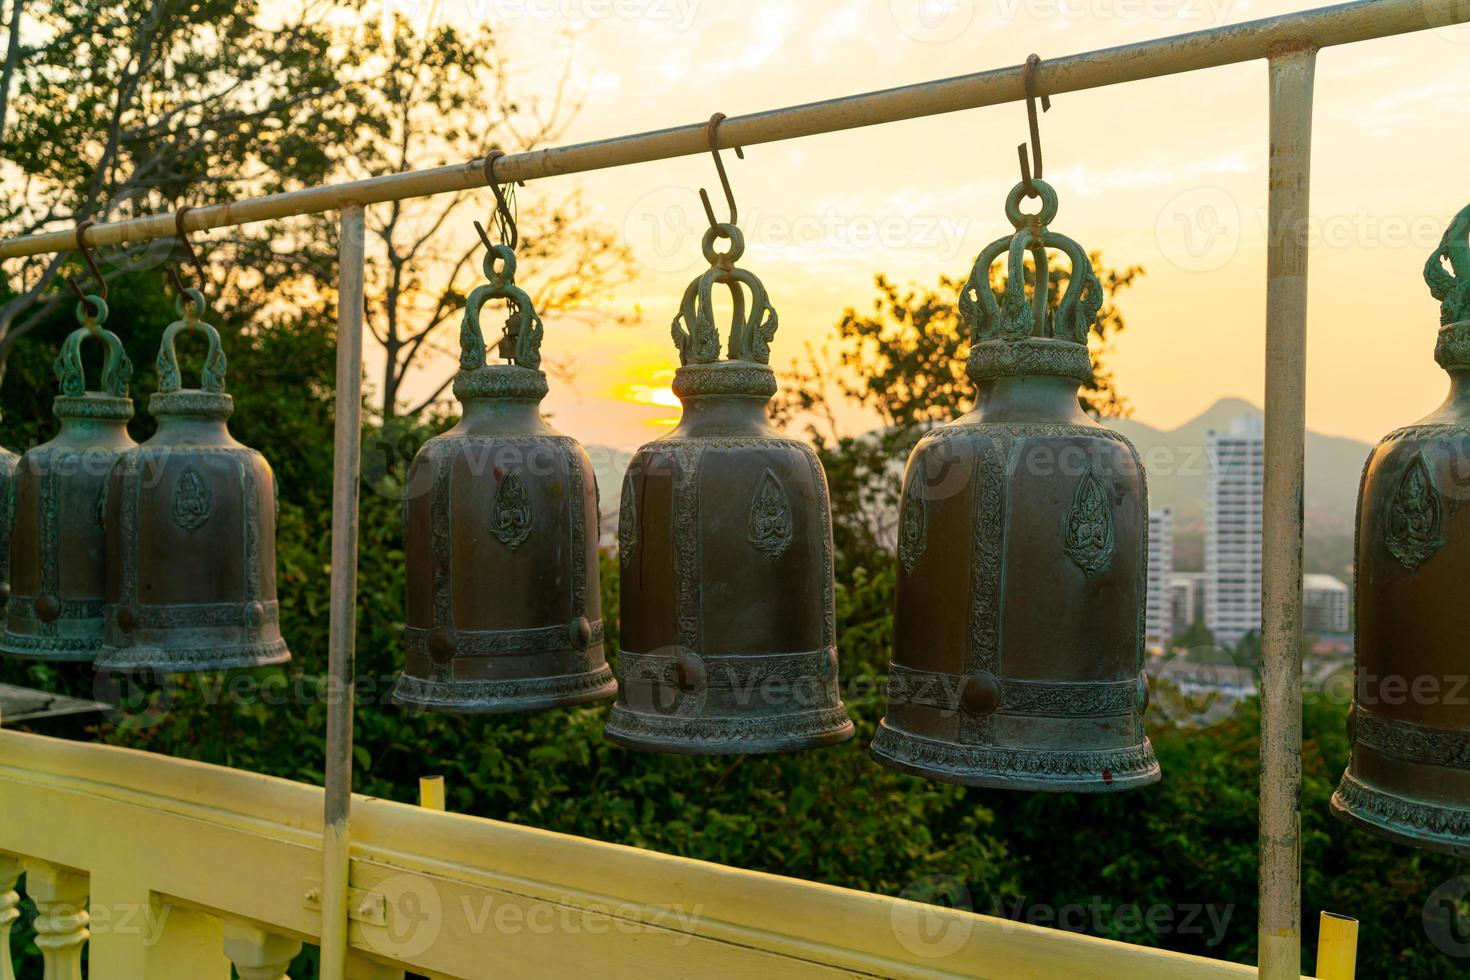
xmin=357 ymin=0 xmax=1470 ymax=457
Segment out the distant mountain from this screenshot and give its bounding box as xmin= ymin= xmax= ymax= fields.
xmin=1110 ymin=397 xmax=1371 ymax=538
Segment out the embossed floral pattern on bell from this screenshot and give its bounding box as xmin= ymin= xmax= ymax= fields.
xmin=2 ymin=297 xmax=137 ymax=662
xmin=1064 ymin=466 xmax=1116 ymax=577
xmin=871 ymin=180 xmax=1158 ymax=792
xmin=96 ymin=288 xmax=290 ymax=674
xmin=607 ymin=223 xmax=853 ymax=755
xmin=1333 ymin=202 xmax=1470 ymax=856
xmin=393 ymin=243 xmax=615 ymax=715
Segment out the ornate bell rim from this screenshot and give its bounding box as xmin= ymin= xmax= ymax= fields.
xmin=605 ymin=703 xmax=854 ymax=756
xmin=871 ymin=720 xmax=1160 ymax=793
xmin=53 ymin=393 xmax=134 ymax=422
xmin=670 ymin=360 xmax=777 ymax=399
xmin=392 ymin=664 xmax=617 ymax=715
xmin=1331 ymin=771 xmax=1470 ymax=858
xmin=968 ymin=337 xmax=1091 ymax=384
xmin=150 ymin=391 xmax=234 ymax=419
xmin=452 ymin=363 xmax=549 ymax=403
xmin=94 ymin=637 xmax=290 ymax=674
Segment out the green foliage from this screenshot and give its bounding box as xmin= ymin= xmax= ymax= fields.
xmin=2 ymin=234 xmax=1467 ymax=980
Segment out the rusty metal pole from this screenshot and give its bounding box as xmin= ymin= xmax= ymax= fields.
xmin=322 ymin=201 xmax=366 ymax=980
xmin=1259 ymin=46 xmax=1315 ymax=980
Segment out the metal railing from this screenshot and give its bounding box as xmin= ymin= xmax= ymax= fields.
xmin=2 ymin=1 xmax=1465 ymax=976
xmin=1 ymin=726 xmax=1321 ymax=978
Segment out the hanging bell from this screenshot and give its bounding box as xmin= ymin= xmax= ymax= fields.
xmin=871 ymin=180 xmax=1158 ymax=792
xmin=1331 ymin=203 xmax=1470 ymax=854
xmin=0 ymin=419 xmax=20 ymax=615
xmin=604 ymin=222 xmax=854 ymax=754
xmin=1 ymin=298 xmax=136 ymax=661
xmin=95 ymin=289 xmax=289 ymax=673
xmin=392 ymin=244 xmax=615 ymax=713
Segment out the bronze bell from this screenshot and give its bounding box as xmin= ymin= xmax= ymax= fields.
xmin=871 ymin=180 xmax=1158 ymax=792
xmin=0 ymin=419 xmax=20 ymax=614
xmin=1331 ymin=204 xmax=1470 ymax=854
xmin=392 ymin=244 xmax=615 ymax=713
xmin=2 ymin=298 xmax=137 ymax=661
xmin=605 ymin=222 xmax=854 ymax=754
xmin=96 ymin=288 xmax=289 ymax=673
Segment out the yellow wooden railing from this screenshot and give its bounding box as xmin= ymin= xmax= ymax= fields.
xmin=0 ymin=726 xmax=1322 ymax=980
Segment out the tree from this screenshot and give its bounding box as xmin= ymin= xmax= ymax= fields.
xmin=319 ymin=24 xmax=636 ymax=418
xmin=1 ymin=6 xmax=635 ymax=422
xmin=0 ymin=0 xmax=347 ymax=377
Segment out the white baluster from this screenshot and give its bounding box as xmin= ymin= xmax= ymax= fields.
xmin=222 ymin=921 xmax=302 ymax=980
xmin=24 ymin=862 xmax=88 ymax=980
xmin=0 ymin=855 xmax=20 ymax=980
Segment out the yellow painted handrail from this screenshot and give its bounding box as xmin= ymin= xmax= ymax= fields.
xmin=0 ymin=728 xmax=1284 ymax=979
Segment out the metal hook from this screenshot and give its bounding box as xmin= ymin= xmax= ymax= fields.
xmin=67 ymin=220 xmax=106 ymax=318
xmin=169 ymin=205 xmax=209 ymax=295
xmin=475 ymin=149 xmax=519 ymax=251
xmin=698 ymin=112 xmax=744 ymax=231
xmin=1016 ymin=53 xmax=1051 ymax=198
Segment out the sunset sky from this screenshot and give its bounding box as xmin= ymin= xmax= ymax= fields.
xmin=383 ymin=0 xmax=1470 ymax=452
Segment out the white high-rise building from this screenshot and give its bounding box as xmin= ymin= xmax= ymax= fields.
xmin=1205 ymin=418 xmax=1264 ymax=646
xmin=1303 ymin=574 xmax=1350 ymax=635
xmin=1145 ymin=508 xmax=1174 ymax=651
xmin=1169 ymin=572 xmax=1207 ymax=635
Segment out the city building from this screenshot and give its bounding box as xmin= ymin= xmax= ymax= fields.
xmin=1146 ymin=508 xmax=1174 ymax=651
xmin=1205 ymin=418 xmax=1264 ymax=646
xmin=1169 ymin=572 xmax=1208 ymax=637
xmin=1304 ymin=573 xmax=1350 ymax=634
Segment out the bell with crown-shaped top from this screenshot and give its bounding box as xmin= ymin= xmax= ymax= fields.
xmin=96 ymin=288 xmax=289 ymax=673
xmin=604 ymin=222 xmax=854 ymax=754
xmin=1331 ymin=203 xmax=1470 ymax=855
xmin=391 ymin=244 xmax=615 ymax=713
xmin=0 ymin=416 xmax=15 ymax=615
xmin=870 ymin=180 xmax=1158 ymax=792
xmin=2 ymin=298 xmax=137 ymax=661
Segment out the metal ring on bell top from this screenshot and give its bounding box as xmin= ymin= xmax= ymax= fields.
xmin=157 ymin=293 xmax=228 ymax=395
xmin=173 ymin=284 xmax=207 ymax=321
xmin=701 ymin=222 xmax=744 ymax=265
xmin=1005 ymin=179 xmax=1059 ymax=230
xmin=482 ymin=242 xmax=517 ymax=286
xmin=74 ymin=295 xmax=109 ymax=332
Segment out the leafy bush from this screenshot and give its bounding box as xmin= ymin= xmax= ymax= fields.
xmin=3 ymin=272 xmax=1468 ymax=978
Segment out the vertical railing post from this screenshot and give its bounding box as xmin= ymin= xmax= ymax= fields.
xmin=0 ymin=855 xmax=20 ymax=980
xmin=1315 ymin=911 xmax=1360 ymax=980
xmin=1259 ymin=45 xmax=1316 ymax=980
xmin=322 ymin=201 xmax=367 ymax=980
xmin=25 ymin=862 xmax=89 ymax=980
